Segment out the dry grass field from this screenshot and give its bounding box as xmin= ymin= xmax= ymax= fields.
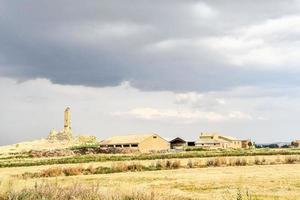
xmin=1 ymin=145 xmax=300 ymax=199
xmin=1 ymin=153 xmax=300 ymax=199
xmin=1 ymin=164 xmax=300 ymax=200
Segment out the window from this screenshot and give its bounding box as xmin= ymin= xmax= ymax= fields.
xmin=100 ymin=145 xmax=106 ymax=147
xmin=116 ymin=145 xmax=122 ymax=147
xmin=153 ymin=136 xmax=157 ymax=139
xmin=123 ymin=144 xmax=130 ymax=147
xmin=131 ymin=144 xmax=138 ymax=147
xmin=108 ymin=145 xmax=114 ymax=148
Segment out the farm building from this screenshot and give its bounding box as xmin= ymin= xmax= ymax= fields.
xmin=196 ymin=133 xmax=243 ymax=149
xmin=291 ymin=140 xmax=300 ymax=147
xmin=241 ymin=139 xmax=254 ymax=149
xmin=100 ymin=133 xmax=170 ymax=153
xmin=169 ymin=137 xmax=187 ymax=149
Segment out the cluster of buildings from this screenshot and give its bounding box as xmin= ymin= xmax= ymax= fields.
xmin=100 ymin=132 xmax=253 ymax=153
xmin=47 ymin=108 xmax=255 ymax=153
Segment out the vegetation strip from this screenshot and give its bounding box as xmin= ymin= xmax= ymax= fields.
xmin=2 ymin=148 xmax=300 ymax=168
xmin=20 ymin=155 xmax=300 ymax=179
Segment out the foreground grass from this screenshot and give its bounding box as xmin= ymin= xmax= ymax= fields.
xmin=0 ymin=182 xmax=259 ymax=200
xmin=1 ymin=148 xmax=300 ymax=168
xmin=3 ymin=164 xmax=300 ymax=200
xmin=0 ymin=182 xmax=158 ymax=200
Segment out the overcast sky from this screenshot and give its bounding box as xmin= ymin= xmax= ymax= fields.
xmin=1 ymin=0 xmax=300 ymax=145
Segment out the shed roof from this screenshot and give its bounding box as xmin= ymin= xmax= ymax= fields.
xmin=169 ymin=137 xmax=186 ymax=143
xmin=200 ymin=133 xmax=239 ymax=141
xmin=101 ymin=133 xmax=160 ymax=145
xmin=196 ymin=139 xmax=229 ymax=144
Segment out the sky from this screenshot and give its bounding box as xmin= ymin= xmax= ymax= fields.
xmin=1 ymin=0 xmax=300 ymax=145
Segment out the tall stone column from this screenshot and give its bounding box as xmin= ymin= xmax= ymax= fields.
xmin=62 ymin=107 xmax=73 ymax=140
xmin=64 ymin=107 xmax=71 ymax=131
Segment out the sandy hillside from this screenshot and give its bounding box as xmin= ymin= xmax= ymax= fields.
xmin=0 ymin=139 xmax=80 ymax=155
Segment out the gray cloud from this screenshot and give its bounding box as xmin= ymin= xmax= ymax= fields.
xmin=1 ymin=0 xmax=300 ymax=92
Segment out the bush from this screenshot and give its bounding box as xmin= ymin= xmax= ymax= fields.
xmin=63 ymin=166 xmax=83 ymax=176
xmin=155 ymin=161 xmax=163 ymax=169
xmin=171 ymin=160 xmax=181 ymax=169
xmin=41 ymin=167 xmax=63 ymax=177
xmin=235 ymin=158 xmax=247 ymax=166
xmin=127 ymin=163 xmax=145 ymax=171
xmin=165 ymin=160 xmax=171 ymax=169
xmin=285 ymin=156 xmax=297 ymax=164
xmin=254 ymin=158 xmax=261 ymax=165
xmin=206 ymin=159 xmax=215 ymax=167
xmin=187 ymin=160 xmax=193 ymax=168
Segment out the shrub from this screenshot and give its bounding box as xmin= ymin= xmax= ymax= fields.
xmin=171 ymin=160 xmax=181 ymax=169
xmin=112 ymin=162 xmax=128 ymax=172
xmin=206 ymin=159 xmax=215 ymax=167
xmin=63 ymin=166 xmax=83 ymax=176
xmin=254 ymin=157 xmax=261 ymax=165
xmin=127 ymin=163 xmax=144 ymax=171
xmin=155 ymin=161 xmax=163 ymax=169
xmin=86 ymin=165 xmax=96 ymax=174
xmin=165 ymin=160 xmax=172 ymax=169
xmin=285 ymin=156 xmax=297 ymax=164
xmin=187 ymin=160 xmax=193 ymax=168
xmin=41 ymin=167 xmax=63 ymax=177
xmin=21 ymin=172 xmax=40 ymax=179
xmin=235 ymin=158 xmax=247 ymax=166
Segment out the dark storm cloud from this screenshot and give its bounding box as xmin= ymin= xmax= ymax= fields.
xmin=0 ymin=0 xmax=300 ymax=92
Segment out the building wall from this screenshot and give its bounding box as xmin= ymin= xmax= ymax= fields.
xmin=228 ymin=140 xmax=242 ymax=148
xmin=196 ymin=134 xmax=243 ymax=149
xmin=170 ymin=141 xmax=186 ymax=149
xmin=196 ymin=143 xmax=222 ymax=149
xmin=139 ymin=135 xmax=170 ymax=153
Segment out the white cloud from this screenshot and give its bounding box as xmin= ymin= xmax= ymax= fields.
xmin=112 ymin=107 xmax=254 ymax=122
xmin=175 ymin=92 xmax=203 ymax=104
xmin=201 ymin=15 xmax=300 ymax=69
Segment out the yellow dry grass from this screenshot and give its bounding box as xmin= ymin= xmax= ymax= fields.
xmin=2 ymin=163 xmax=300 ymax=199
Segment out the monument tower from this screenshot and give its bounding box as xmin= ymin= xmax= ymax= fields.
xmin=64 ymin=107 xmax=71 ymax=132
xmin=48 ymin=107 xmax=73 ymax=141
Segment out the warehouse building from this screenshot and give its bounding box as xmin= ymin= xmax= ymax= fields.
xmin=169 ymin=137 xmax=187 ymax=149
xmin=196 ymin=132 xmax=243 ymax=149
xmin=100 ymin=133 xmax=170 ymax=153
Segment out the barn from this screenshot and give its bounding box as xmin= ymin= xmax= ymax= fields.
xmin=169 ymin=137 xmax=187 ymax=149
xmin=100 ymin=133 xmax=170 ymax=153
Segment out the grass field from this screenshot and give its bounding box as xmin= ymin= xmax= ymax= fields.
xmin=2 ymin=164 xmax=300 ymax=199
xmin=2 ymin=148 xmax=300 ymax=168
xmin=2 ymin=148 xmax=300 ymax=199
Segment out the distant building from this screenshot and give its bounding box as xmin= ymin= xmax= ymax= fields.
xmin=100 ymin=133 xmax=170 ymax=153
xmin=187 ymin=141 xmax=196 ymax=146
xmin=196 ymin=133 xmax=244 ymax=149
xmin=291 ymin=140 xmax=300 ymax=148
xmin=169 ymin=137 xmax=187 ymax=149
xmin=241 ymin=139 xmax=254 ymax=149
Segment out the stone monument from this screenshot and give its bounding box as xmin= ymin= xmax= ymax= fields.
xmin=48 ymin=107 xmax=73 ymax=141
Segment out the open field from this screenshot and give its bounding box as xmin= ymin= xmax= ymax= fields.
xmin=2 ymin=148 xmax=300 ymax=199
xmin=2 ymin=164 xmax=300 ymax=200
xmin=2 ymin=148 xmax=300 ymax=168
